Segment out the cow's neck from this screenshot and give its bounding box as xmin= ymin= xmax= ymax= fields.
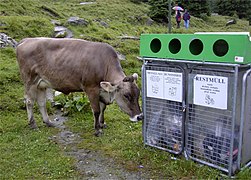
xmin=106 ymin=71 xmax=125 ymax=84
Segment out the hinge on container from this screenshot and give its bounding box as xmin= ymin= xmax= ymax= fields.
xmin=182 ymin=101 xmax=186 ymax=112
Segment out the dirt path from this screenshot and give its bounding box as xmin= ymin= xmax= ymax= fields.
xmin=49 ymin=110 xmax=149 ymax=180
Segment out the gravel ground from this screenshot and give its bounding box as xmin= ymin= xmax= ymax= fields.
xmin=49 ymin=111 xmax=150 ymax=180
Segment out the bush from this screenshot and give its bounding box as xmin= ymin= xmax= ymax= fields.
xmin=54 ymin=93 xmax=90 ymax=113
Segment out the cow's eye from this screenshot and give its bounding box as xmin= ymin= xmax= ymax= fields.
xmin=124 ymin=94 xmax=131 ymax=101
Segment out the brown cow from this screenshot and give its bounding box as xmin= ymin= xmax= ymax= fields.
xmin=16 ymin=38 xmax=142 ymax=136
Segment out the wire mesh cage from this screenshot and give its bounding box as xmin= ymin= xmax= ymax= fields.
xmin=184 ymin=64 xmax=242 ymax=175
xmin=142 ymin=61 xmax=185 ymax=154
xmin=141 ymin=58 xmax=251 ymax=176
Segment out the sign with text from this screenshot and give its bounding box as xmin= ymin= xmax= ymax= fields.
xmin=193 ymin=74 xmax=228 ymax=109
xmin=146 ymin=70 xmax=183 ymax=102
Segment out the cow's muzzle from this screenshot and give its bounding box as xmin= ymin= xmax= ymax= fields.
xmin=130 ymin=113 xmax=143 ymax=122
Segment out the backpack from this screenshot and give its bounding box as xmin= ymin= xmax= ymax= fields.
xmin=183 ymin=13 xmax=190 ymax=21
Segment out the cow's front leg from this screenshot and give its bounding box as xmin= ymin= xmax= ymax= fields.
xmin=99 ymin=101 xmax=107 ymax=129
xmin=37 ymin=88 xmax=55 ymax=127
xmin=86 ymin=88 xmax=102 ymax=136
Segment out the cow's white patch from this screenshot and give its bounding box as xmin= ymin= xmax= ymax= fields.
xmin=130 ymin=113 xmax=143 ymax=122
xmin=37 ymin=79 xmax=52 ymax=89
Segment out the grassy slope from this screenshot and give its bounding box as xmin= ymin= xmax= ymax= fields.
xmin=0 ymin=0 xmax=251 ymax=179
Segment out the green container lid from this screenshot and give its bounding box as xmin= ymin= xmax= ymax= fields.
xmin=140 ymin=32 xmax=251 ymax=64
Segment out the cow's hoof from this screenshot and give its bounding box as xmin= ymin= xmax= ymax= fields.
xmin=100 ymin=123 xmax=107 ymax=129
xmin=44 ymin=121 xmax=56 ymax=127
xmin=29 ymin=122 xmax=38 ymax=129
xmin=94 ymin=129 xmax=103 ymax=137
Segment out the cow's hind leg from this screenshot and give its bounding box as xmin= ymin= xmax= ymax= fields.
xmin=25 ymin=86 xmax=37 ymax=129
xmin=37 ymin=88 xmax=55 ymax=127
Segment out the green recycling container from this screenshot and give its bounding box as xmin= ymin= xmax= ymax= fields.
xmin=140 ymin=32 xmax=251 ymax=64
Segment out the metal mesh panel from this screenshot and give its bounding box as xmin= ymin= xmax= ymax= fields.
xmin=186 ymin=67 xmax=239 ymax=172
xmin=141 ymin=59 xmax=251 ymax=175
xmin=143 ymin=64 xmax=184 ymax=154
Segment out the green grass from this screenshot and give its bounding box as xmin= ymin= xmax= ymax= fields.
xmin=0 ymin=48 xmax=78 ymax=179
xmin=1 ymin=0 xmax=251 ymax=179
xmin=0 ymin=115 xmax=76 ymax=179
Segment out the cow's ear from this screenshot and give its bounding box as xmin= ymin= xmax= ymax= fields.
xmin=100 ymin=82 xmax=116 ymax=92
xmin=123 ymin=73 xmax=138 ymax=82
xmin=132 ymin=73 xmax=138 ymax=81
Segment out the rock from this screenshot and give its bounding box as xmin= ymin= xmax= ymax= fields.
xmin=54 ymin=26 xmax=73 ymax=38
xmin=146 ymin=18 xmax=154 ymax=26
xmin=51 ymin=19 xmax=62 ymax=26
xmin=118 ymin=35 xmax=140 ymax=40
xmin=93 ymin=19 xmax=109 ymax=28
xmin=55 ymin=31 xmax=67 ymax=38
xmin=67 ymin=17 xmax=88 ymax=26
xmin=117 ymin=51 xmax=126 ymax=61
xmin=79 ymin=2 xmax=96 ymax=5
xmin=0 ymin=33 xmax=17 ymax=48
xmin=99 ymin=21 xmax=109 ymax=28
xmin=226 ymin=19 xmax=236 ymax=26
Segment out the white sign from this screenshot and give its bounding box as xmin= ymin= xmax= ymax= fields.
xmin=146 ymin=70 xmax=183 ymax=102
xmin=235 ymin=56 xmax=244 ymax=63
xmin=146 ymin=70 xmax=164 ymax=99
xmin=193 ymin=74 xmax=228 ymax=109
xmin=163 ymin=72 xmax=183 ymax=102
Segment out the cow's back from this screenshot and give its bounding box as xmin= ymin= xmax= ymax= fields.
xmin=16 ymin=38 xmax=124 ymax=94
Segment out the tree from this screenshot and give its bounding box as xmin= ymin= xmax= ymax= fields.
xmin=147 ymin=0 xmax=211 ymax=23
xmin=148 ymin=0 xmax=170 ymax=23
xmin=180 ymin=0 xmax=211 ymax=17
xmin=215 ymin=0 xmax=251 ymax=19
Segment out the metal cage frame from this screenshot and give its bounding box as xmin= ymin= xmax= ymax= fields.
xmin=142 ymin=60 xmax=186 ymax=154
xmin=141 ymin=57 xmax=251 ymax=176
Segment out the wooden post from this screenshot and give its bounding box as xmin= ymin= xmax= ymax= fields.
xmin=168 ymin=0 xmax=172 ymax=33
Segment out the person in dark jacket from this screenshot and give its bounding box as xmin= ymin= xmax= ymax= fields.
xmin=183 ymin=10 xmax=190 ymax=29
xmin=175 ymin=10 xmax=181 ymax=28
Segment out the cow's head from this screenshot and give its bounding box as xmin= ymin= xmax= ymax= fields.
xmin=100 ymin=73 xmax=143 ymax=122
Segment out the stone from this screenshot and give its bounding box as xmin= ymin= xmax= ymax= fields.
xmin=67 ymin=17 xmax=88 ymax=26
xmin=54 ymin=26 xmax=73 ymax=38
xmin=79 ymin=2 xmax=95 ymax=5
xmin=146 ymin=18 xmax=154 ymax=26
xmin=226 ymin=19 xmax=236 ymax=26
xmin=100 ymin=21 xmax=109 ymax=28
xmin=0 ymin=33 xmax=17 ymax=48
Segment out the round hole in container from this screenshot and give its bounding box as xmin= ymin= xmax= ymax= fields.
xmin=150 ymin=38 xmax=161 ymax=53
xmin=169 ymin=38 xmax=181 ymax=54
xmin=213 ymin=39 xmax=229 ymax=57
xmin=189 ymin=39 xmax=203 ymax=55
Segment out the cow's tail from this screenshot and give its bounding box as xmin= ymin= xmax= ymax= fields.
xmin=16 ymin=38 xmax=28 ymax=47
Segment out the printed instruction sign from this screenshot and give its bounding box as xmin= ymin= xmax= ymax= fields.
xmin=146 ymin=70 xmax=183 ymax=102
xmin=193 ymin=74 xmax=228 ymax=109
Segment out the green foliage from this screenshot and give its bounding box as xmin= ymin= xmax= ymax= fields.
xmin=148 ymin=0 xmax=169 ymax=23
xmin=54 ymin=93 xmax=90 ymax=113
xmin=215 ymin=0 xmax=251 ymax=19
xmin=181 ymin=0 xmax=211 ymax=17
xmin=147 ymin=0 xmax=211 ymax=23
